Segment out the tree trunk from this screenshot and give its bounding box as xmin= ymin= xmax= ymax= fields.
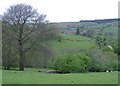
xmin=4 ymin=65 xmax=7 ymax=70
xmin=6 ymin=61 xmax=10 ymax=70
xmin=43 ymin=56 xmax=47 ymax=68
xmin=6 ymin=66 xmax=10 ymax=70
xmin=19 ymin=26 xmax=24 ymax=71
xmin=6 ymin=45 xmax=11 ymax=70
xmin=3 ymin=57 xmax=7 ymax=70
xmin=19 ymin=39 xmax=24 ymax=71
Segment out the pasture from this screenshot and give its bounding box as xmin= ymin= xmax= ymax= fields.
xmin=50 ymin=34 xmax=95 ymax=56
xmin=2 ymin=68 xmax=118 ymax=84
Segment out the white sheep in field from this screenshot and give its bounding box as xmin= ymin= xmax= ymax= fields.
xmin=106 ymin=70 xmax=113 ymax=72
xmin=106 ymin=70 xmax=109 ymax=72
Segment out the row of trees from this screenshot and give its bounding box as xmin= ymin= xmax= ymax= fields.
xmin=2 ymin=4 xmax=59 ymax=71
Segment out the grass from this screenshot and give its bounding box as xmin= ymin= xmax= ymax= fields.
xmin=61 ymin=34 xmax=91 ymax=41
xmin=0 ymin=69 xmax=2 ymax=85
xmin=50 ymin=34 xmax=95 ymax=56
xmin=2 ymin=68 xmax=118 ymax=84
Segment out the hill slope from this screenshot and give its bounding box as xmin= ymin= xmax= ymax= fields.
xmin=50 ymin=34 xmax=95 ymax=56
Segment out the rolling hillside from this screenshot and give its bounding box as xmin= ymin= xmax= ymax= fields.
xmin=50 ymin=34 xmax=96 ymax=56
xmin=50 ymin=18 xmax=118 ymax=40
xmin=49 ymin=18 xmax=118 ymax=58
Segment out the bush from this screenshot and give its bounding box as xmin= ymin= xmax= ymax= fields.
xmin=57 ymin=35 xmax=63 ymax=42
xmin=52 ymin=53 xmax=91 ymax=73
xmin=89 ymin=48 xmax=118 ymax=72
xmin=102 ymin=46 xmax=114 ymax=52
xmin=104 ymin=52 xmax=118 ymax=71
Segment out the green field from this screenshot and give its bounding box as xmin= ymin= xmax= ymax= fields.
xmin=0 ymin=64 xmax=1 ymax=85
xmin=2 ymin=68 xmax=118 ymax=84
xmin=50 ymin=34 xmax=95 ymax=56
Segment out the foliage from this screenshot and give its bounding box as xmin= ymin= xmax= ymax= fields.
xmin=102 ymin=46 xmax=114 ymax=52
xmin=52 ymin=53 xmax=91 ymax=73
xmin=89 ymin=48 xmax=118 ymax=72
xmin=76 ymin=28 xmax=80 ymax=35
xmin=80 ymin=29 xmax=95 ymax=37
xmin=2 ymin=22 xmax=19 ymax=70
xmin=2 ymin=4 xmax=58 ymax=70
xmin=111 ymin=41 xmax=120 ymax=55
xmin=95 ymin=35 xmax=106 ymax=49
xmin=57 ymin=35 xmax=63 ymax=42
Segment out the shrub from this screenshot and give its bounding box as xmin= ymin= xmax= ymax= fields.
xmin=52 ymin=53 xmax=91 ymax=73
xmin=104 ymin=52 xmax=118 ymax=71
xmin=102 ymin=46 xmax=114 ymax=52
xmin=57 ymin=35 xmax=63 ymax=42
xmin=89 ymin=48 xmax=118 ymax=72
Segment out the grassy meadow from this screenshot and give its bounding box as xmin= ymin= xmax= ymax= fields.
xmin=0 ymin=69 xmax=2 ymax=85
xmin=2 ymin=68 xmax=118 ymax=84
xmin=50 ymin=34 xmax=95 ymax=56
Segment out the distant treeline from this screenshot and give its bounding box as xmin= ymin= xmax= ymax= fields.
xmin=80 ymin=18 xmax=120 ymax=23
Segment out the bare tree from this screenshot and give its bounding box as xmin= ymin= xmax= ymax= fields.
xmin=2 ymin=3 xmax=46 ymax=71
